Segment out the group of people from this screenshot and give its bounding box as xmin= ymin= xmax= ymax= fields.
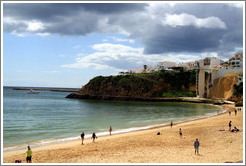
xmin=229 ymin=108 xmax=241 ymax=116
xmin=80 ymin=126 xmax=113 ymax=145
xmin=229 ymin=121 xmax=240 ymax=132
xmin=15 ymin=145 xmax=32 ymax=163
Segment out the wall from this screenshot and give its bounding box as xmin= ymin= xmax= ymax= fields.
xmin=216 ymin=67 xmax=243 ymax=79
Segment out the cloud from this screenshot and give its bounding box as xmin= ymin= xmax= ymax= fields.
xmin=111 ymin=37 xmax=135 ymax=44
xmin=61 ymin=43 xmax=203 ymax=70
xmin=162 ymin=13 xmax=226 ymax=29
xmin=3 ymin=2 xmax=243 ymax=59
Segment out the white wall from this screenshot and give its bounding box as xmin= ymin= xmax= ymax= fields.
xmin=216 ymin=67 xmax=243 ymax=79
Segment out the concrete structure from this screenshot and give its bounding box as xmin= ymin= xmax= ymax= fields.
xmin=229 ymin=53 xmax=243 ymax=68
xmin=157 ymin=61 xmax=177 ymax=71
xmin=196 ymin=55 xmax=243 ymax=98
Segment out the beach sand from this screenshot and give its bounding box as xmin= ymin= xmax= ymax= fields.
xmin=3 ymin=104 xmax=243 ymax=163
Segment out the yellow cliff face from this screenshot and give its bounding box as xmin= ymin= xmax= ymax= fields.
xmin=209 ymin=73 xmax=242 ymax=100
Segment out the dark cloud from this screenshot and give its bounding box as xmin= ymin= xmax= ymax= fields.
xmin=143 ymin=26 xmax=226 ymax=54
xmin=3 ymin=3 xmax=147 ymax=19
xmin=3 ymin=3 xmax=243 ymax=59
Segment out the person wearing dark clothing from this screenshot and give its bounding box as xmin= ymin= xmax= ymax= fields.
xmin=170 ymin=121 xmax=173 ymax=128
xmin=229 ymin=121 xmax=232 ymax=131
xmin=91 ymin=132 xmax=97 ymax=142
xmin=81 ymin=132 xmax=85 ymax=145
xmin=109 ymin=126 xmax=112 ymax=135
xmin=235 ymin=109 xmax=237 ymax=115
xmin=194 ymin=139 xmax=200 ymax=155
xmin=231 ymin=127 xmax=240 ymax=132
xmin=179 ymin=128 xmax=182 ymax=138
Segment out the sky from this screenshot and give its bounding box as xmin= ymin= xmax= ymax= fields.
xmin=2 ymin=1 xmax=244 ymax=88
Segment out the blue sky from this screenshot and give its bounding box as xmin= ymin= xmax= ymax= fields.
xmin=2 ymin=2 xmax=244 ymax=88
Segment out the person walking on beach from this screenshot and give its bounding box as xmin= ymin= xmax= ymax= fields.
xmin=179 ymin=128 xmax=182 ymax=138
xmin=109 ymin=126 xmax=112 ymax=135
xmin=91 ymin=132 xmax=97 ymax=142
xmin=26 ymin=146 xmax=32 ymax=163
xmin=81 ymin=132 xmax=85 ymax=145
xmin=229 ymin=121 xmax=232 ymax=131
xmin=235 ymin=109 xmax=237 ymax=115
xmin=194 ymin=138 xmax=200 ymax=155
xmin=229 ymin=110 xmax=231 ymax=115
xmin=170 ymin=121 xmax=173 ymax=128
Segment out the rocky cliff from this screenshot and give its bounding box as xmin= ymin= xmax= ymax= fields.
xmin=66 ymin=71 xmax=197 ymax=100
xmin=209 ymin=73 xmax=243 ymax=101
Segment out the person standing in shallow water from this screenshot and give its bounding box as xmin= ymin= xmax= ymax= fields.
xmin=109 ymin=126 xmax=112 ymax=135
xmin=91 ymin=132 xmax=97 ymax=142
xmin=81 ymin=132 xmax=85 ymax=145
xmin=26 ymin=146 xmax=32 ymax=163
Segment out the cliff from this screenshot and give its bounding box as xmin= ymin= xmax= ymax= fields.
xmin=66 ymin=71 xmax=197 ymax=100
xmin=209 ymin=73 xmax=243 ymax=101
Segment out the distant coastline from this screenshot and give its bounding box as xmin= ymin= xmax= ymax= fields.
xmin=5 ymin=86 xmax=80 ymax=92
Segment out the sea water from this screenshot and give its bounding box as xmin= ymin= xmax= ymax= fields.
xmin=3 ymin=87 xmax=222 ymax=151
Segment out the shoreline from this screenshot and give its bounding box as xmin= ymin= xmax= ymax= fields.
xmin=3 ymin=103 xmax=225 ymax=153
xmin=3 ymin=104 xmax=243 ymax=163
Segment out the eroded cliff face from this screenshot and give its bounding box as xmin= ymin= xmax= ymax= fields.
xmin=209 ymin=73 xmax=243 ymax=101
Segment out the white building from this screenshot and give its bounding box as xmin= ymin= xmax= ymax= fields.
xmin=157 ymin=61 xmax=177 ymax=71
xmin=229 ymin=53 xmax=243 ymax=68
xmin=198 ymin=57 xmax=223 ymax=67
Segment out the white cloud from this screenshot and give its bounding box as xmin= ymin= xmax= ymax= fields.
xmin=111 ymin=37 xmax=135 ymax=44
xmin=61 ymin=43 xmax=203 ymax=70
xmin=227 ymin=3 xmax=244 ymax=8
xmin=27 ymin=20 xmax=45 ymax=31
xmin=4 ymin=17 xmax=46 ymax=35
xmin=201 ymin=52 xmax=218 ymax=58
xmin=163 ymin=13 xmax=226 ymax=29
xmin=42 ymin=70 xmax=59 ymax=73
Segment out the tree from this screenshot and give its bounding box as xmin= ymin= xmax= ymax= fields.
xmin=143 ymin=65 xmax=147 ymax=71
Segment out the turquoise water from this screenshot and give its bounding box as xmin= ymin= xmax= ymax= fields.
xmin=3 ymin=87 xmax=222 ymax=151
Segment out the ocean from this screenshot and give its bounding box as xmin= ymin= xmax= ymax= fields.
xmin=3 ymin=87 xmax=223 ymax=152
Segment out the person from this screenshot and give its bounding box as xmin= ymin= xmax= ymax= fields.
xmin=229 ymin=110 xmax=231 ymax=115
xmin=91 ymin=132 xmax=97 ymax=142
xmin=179 ymin=128 xmax=182 ymax=138
xmin=109 ymin=126 xmax=112 ymax=135
xmin=15 ymin=159 xmax=22 ymax=163
xmin=235 ymin=109 xmax=237 ymax=115
xmin=229 ymin=121 xmax=232 ymax=131
xmin=26 ymin=146 xmax=32 ymax=163
xmin=170 ymin=121 xmax=173 ymax=128
xmin=81 ymin=132 xmax=85 ymax=145
xmin=231 ymin=127 xmax=240 ymax=132
xmin=194 ymin=138 xmax=200 ymax=155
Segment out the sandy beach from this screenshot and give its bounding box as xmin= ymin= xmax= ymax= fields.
xmin=3 ymin=104 xmax=243 ymax=164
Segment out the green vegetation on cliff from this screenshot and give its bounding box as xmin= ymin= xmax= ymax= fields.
xmin=79 ymin=71 xmax=197 ymax=98
xmin=234 ymin=82 xmax=243 ymax=97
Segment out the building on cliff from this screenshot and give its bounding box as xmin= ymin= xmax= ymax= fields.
xmin=229 ymin=52 xmax=243 ymax=68
xmin=195 ymin=53 xmax=243 ymax=98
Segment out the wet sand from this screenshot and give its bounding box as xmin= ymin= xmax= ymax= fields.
xmin=3 ymin=104 xmax=243 ymax=163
